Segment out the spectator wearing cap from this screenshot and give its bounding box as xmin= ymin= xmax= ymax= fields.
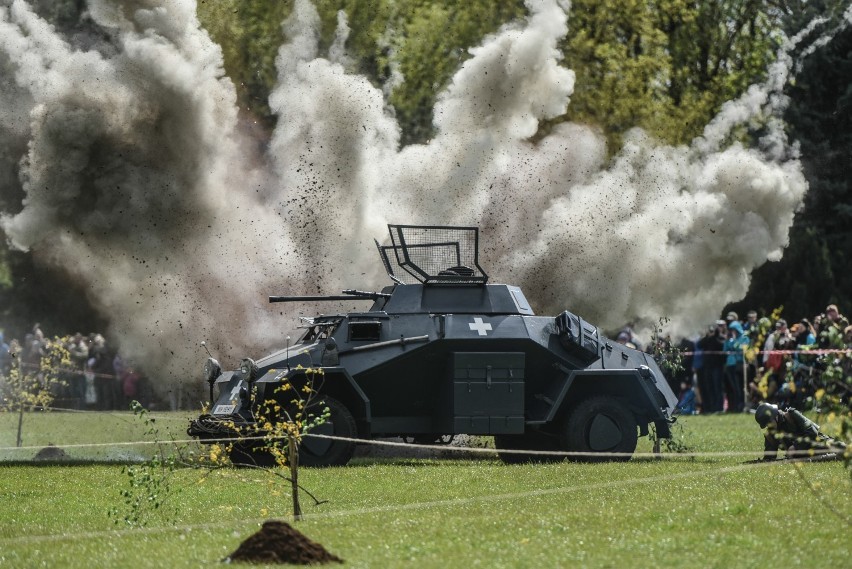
xmin=617 ymin=325 xmax=642 ymax=351
xmin=742 ymin=311 xmax=758 ymax=336
xmin=789 ymin=320 xmax=818 ymax=374
xmin=825 ymin=304 xmax=848 ymax=327
xmin=766 ymin=319 xmax=791 ymax=360
xmin=817 ymin=304 xmax=849 ymax=348
xmin=615 ymin=331 xmax=636 ymax=350
xmin=726 ymin=311 xmax=739 ymax=326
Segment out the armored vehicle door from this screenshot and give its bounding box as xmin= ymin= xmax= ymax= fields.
xmin=452 ymin=352 xmax=525 ymax=434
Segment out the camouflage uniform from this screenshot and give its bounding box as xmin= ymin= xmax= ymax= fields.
xmin=761 ymin=407 xmax=842 ymax=458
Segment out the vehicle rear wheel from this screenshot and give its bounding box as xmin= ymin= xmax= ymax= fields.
xmin=561 ymin=396 xmax=638 ymax=462
xmin=299 ymin=395 xmax=358 ymax=467
xmin=494 ymin=431 xmax=563 ymax=464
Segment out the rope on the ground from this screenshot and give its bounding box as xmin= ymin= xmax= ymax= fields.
xmin=0 ymin=431 xmax=845 ymax=461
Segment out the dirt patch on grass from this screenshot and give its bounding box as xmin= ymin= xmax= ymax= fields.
xmin=33 ymin=445 xmax=68 ymax=461
xmin=226 ymin=520 xmax=343 ymax=565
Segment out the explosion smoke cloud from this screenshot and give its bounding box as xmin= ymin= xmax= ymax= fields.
xmin=0 ymin=0 xmax=809 ymax=396
xmin=0 ymin=0 xmax=296 ymax=399
xmin=269 ymin=0 xmax=806 ymax=338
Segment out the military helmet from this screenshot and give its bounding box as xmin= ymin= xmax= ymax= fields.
xmin=755 ymin=402 xmax=779 ymax=428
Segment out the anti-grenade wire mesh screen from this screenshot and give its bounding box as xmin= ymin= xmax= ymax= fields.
xmin=382 ymin=225 xmax=488 ymax=284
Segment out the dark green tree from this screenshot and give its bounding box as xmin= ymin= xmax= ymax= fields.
xmin=197 ymin=0 xmax=291 ymax=129
xmin=2 ymin=1 xmax=848 ymax=336
xmin=731 ymin=5 xmax=852 ymax=320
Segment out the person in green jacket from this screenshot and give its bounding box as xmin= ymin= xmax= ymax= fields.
xmin=754 ymin=402 xmax=846 ymax=459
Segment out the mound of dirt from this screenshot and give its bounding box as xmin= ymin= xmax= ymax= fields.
xmin=226 ymin=520 xmax=343 ymax=565
xmin=33 ymin=445 xmax=67 ymax=461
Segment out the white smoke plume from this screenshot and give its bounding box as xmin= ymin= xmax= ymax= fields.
xmin=0 ymin=0 xmax=809 ymax=397
xmin=267 ymin=0 xmax=806 ymax=338
xmin=793 ymin=4 xmax=852 ymax=71
xmin=0 ymin=0 xmax=297 ymax=400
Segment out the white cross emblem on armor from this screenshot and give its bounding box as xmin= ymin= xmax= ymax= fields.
xmin=229 ymin=382 xmax=242 ymax=402
xmin=469 ymin=317 xmax=492 ymax=336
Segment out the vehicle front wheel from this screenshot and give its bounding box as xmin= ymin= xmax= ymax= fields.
xmin=227 ymin=395 xmax=357 ymax=468
xmin=561 ymin=396 xmax=638 ymax=462
xmin=299 ymin=395 xmax=358 ymax=467
xmin=228 ymin=442 xmax=277 ymax=468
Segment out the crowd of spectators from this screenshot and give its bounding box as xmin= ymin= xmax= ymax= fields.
xmin=4 ymin=304 xmax=851 ymax=415
xmin=0 ymin=324 xmax=152 ymax=411
xmin=637 ymin=304 xmax=852 ymax=415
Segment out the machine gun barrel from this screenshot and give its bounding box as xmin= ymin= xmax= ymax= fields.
xmin=341 ymin=289 xmax=392 ymax=299
xmin=269 ymin=289 xmax=391 ymax=303
xmin=269 ymin=295 xmax=370 ymax=303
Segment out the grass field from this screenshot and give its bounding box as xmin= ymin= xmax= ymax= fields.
xmin=1 ymin=411 xmax=850 ymax=568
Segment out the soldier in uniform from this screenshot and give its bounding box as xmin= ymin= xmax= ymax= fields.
xmin=754 ymin=402 xmax=846 ymax=459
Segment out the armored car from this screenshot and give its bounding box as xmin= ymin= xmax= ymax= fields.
xmin=189 ymin=225 xmax=678 ymax=465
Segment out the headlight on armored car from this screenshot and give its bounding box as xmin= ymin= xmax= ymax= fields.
xmin=240 ymin=357 xmax=258 ymax=382
xmin=203 ymin=357 xmax=221 ymax=383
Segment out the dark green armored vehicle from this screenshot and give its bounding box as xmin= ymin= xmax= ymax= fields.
xmin=189 ymin=225 xmax=677 ymax=466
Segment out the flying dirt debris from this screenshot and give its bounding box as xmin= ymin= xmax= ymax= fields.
xmin=0 ymin=0 xmax=808 ymax=403
xmin=188 ymin=225 xmax=678 ymax=466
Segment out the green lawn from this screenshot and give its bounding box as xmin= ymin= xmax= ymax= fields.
xmin=0 ymin=409 xmax=197 ymax=461
xmin=1 ymin=412 xmax=850 ymax=568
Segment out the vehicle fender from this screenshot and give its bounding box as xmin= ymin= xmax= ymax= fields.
xmin=545 ymin=368 xmax=672 ymax=437
xmin=312 ymin=367 xmax=372 ymax=437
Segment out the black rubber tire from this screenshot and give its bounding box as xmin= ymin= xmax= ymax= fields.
xmin=228 ymin=442 xmax=276 ymax=468
xmin=494 ymin=431 xmax=563 ymax=464
xmin=299 ymin=395 xmax=358 ymax=467
xmin=227 ymin=396 xmax=357 ymax=468
xmin=561 ymin=396 xmax=638 ymax=462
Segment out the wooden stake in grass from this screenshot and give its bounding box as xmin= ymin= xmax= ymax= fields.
xmin=16 ymin=398 xmax=24 ymax=448
xmin=289 ymin=433 xmax=302 ymax=521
